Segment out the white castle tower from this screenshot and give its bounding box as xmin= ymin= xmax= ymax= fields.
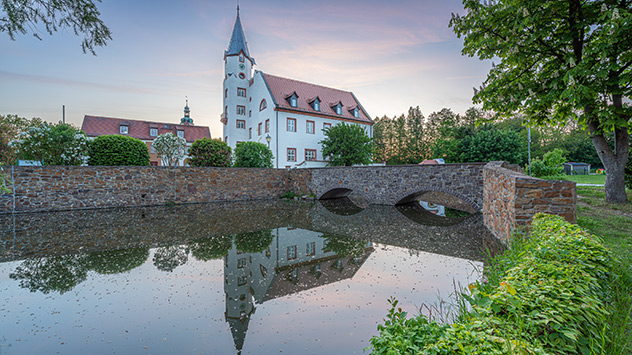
xmin=221 ymin=6 xmax=254 ymax=145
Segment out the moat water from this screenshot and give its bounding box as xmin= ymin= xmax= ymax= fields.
xmin=0 ymin=199 xmax=499 ymax=354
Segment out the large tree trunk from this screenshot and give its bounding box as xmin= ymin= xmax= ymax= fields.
xmin=587 ymin=124 xmax=629 ymax=204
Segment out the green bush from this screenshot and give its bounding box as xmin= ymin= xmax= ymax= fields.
xmin=368 ymin=214 xmax=616 ymax=354
xmin=233 ymin=141 xmax=273 ymax=168
xmin=531 ymin=148 xmax=566 ymax=177
xmin=88 ymin=135 xmax=150 ymax=166
xmin=188 ymin=138 xmax=232 ymax=167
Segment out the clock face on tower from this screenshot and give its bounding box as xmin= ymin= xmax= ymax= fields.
xmin=239 ymin=63 xmax=245 ymax=70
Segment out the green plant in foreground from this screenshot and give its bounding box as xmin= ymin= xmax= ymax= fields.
xmin=368 ymin=214 xmax=623 ymax=354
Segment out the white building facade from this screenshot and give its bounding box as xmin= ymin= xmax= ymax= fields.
xmin=221 ymin=8 xmax=373 ymax=168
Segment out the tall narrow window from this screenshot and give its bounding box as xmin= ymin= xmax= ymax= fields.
xmin=239 ymin=53 xmax=244 ymax=63
xmin=265 ymin=119 xmax=270 ymax=133
xmin=237 ymin=88 xmax=246 ymax=97
xmin=259 ymin=99 xmax=267 ymax=111
xmin=249 ymin=128 xmax=252 ymax=139
xmin=287 ymin=245 xmax=297 ymax=260
xmin=224 ymin=88 xmax=228 ymax=98
xmin=287 ymin=118 xmax=296 ymax=132
xmin=306 ymin=120 xmax=315 ymax=134
xmin=306 ymin=242 xmax=316 ymax=256
xmin=258 ymin=123 xmax=262 ymax=136
xmin=287 ymin=148 xmax=296 ymax=162
xmin=237 ymin=105 xmax=245 ymax=115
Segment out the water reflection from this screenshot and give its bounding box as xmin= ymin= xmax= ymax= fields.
xmin=0 ymin=200 xmax=500 ymax=354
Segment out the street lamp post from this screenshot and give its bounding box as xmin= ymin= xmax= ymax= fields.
xmin=265 ymin=134 xmax=271 ymax=148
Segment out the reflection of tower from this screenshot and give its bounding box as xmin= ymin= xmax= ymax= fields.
xmin=223 ymin=227 xmax=373 ymax=353
xmin=223 ymin=232 xmax=277 ymax=353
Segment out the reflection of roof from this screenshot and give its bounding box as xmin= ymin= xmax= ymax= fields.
xmin=81 ymin=115 xmax=211 ymax=143
xmin=261 ymin=73 xmax=372 ymax=124
xmin=226 ymin=315 xmax=251 ymax=353
xmin=263 ymin=249 xmax=373 ymax=302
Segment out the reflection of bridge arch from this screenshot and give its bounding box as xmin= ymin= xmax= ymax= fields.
xmin=311 ymin=164 xmax=485 ymax=211
xmin=395 ymin=187 xmax=480 ymax=212
xmin=307 ymin=203 xmax=498 ymax=262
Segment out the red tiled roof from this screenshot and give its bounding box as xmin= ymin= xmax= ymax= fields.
xmin=261 ymin=73 xmax=373 ymax=124
xmin=81 ymin=115 xmax=211 ymax=143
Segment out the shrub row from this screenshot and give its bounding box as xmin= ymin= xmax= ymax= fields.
xmin=368 ymin=213 xmax=616 ymax=354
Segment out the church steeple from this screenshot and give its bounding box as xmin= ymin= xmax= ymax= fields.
xmin=225 ymin=5 xmax=254 ymax=64
xmin=180 ymin=98 xmax=193 ymax=125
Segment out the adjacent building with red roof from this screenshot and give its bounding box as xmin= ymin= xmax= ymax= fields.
xmin=222 ymin=7 xmax=373 ymax=168
xmin=81 ymin=102 xmax=211 ymax=166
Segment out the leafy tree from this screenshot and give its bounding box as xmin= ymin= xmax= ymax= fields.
xmin=153 ymin=245 xmax=188 ymax=272
xmin=233 ymin=141 xmax=273 ymax=168
xmin=88 ymin=134 xmax=150 ymax=166
xmin=322 ymin=235 xmax=368 ymax=257
xmin=450 ymin=1 xmax=632 ymax=203
xmin=189 ymin=235 xmax=233 ymax=261
xmin=10 ymin=122 xmax=88 ymax=165
xmin=188 ymin=138 xmax=232 ymax=167
xmin=1 ymin=0 xmax=112 ymax=54
xmin=152 ymin=132 xmax=186 ymax=167
xmin=10 ymin=255 xmax=89 ymax=294
xmin=531 ymin=148 xmax=567 ymax=178
xmin=1 ymin=114 xmax=44 ymax=165
xmin=85 ymin=248 xmax=149 ymax=274
xmin=458 ymin=129 xmax=524 ymax=164
xmin=234 ymin=230 xmax=274 ymax=253
xmin=320 ymin=123 xmax=373 ymax=166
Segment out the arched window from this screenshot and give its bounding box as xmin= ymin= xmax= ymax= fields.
xmin=260 ymin=99 xmax=267 ymax=111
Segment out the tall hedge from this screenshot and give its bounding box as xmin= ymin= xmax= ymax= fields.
xmin=88 ymin=135 xmax=150 ymax=166
xmin=188 ymin=138 xmax=232 ymax=167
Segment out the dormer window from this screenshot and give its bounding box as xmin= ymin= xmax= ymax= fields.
xmin=150 ymin=128 xmax=158 ymax=137
xmin=332 ymin=102 xmax=343 ymax=115
xmin=310 ymin=98 xmax=321 ymax=111
xmin=286 ymin=92 xmax=299 ymax=108
xmin=352 ymin=107 xmax=360 ymax=118
xmin=120 ymin=124 xmax=129 ymax=135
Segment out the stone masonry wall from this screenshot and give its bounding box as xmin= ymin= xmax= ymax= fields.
xmin=0 ymin=166 xmax=312 ymax=214
xmin=483 ymin=161 xmax=576 ymax=243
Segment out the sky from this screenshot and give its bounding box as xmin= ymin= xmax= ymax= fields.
xmin=0 ymin=0 xmax=492 ymax=137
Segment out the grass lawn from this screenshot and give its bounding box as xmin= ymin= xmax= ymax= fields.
xmin=563 ymin=174 xmax=606 ymax=184
xmin=576 ymin=186 xmax=632 ymax=353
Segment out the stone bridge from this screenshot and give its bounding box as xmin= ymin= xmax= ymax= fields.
xmin=0 ymin=162 xmax=576 ymax=243
xmin=308 ymin=163 xmax=485 ymax=211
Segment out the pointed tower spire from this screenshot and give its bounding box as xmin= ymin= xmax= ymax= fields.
xmin=180 ymin=97 xmax=193 ymax=125
xmin=225 ymin=4 xmax=254 ymax=63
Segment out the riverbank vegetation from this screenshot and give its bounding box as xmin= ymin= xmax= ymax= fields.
xmin=367 ymin=212 xmax=631 ymax=354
